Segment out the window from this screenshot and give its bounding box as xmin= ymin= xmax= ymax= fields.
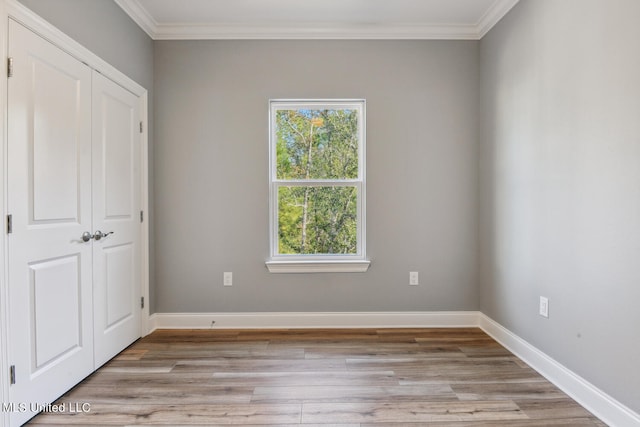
xmin=266 ymin=100 xmax=369 ymax=273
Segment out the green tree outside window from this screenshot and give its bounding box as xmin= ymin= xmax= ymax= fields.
xmin=270 ymin=101 xmax=365 ymax=258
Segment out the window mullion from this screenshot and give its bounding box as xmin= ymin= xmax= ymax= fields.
xmin=273 ymin=180 xmax=360 ymax=187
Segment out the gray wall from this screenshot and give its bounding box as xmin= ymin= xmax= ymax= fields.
xmin=18 ymin=0 xmax=152 ymax=89
xmin=154 ymin=40 xmax=480 ymax=313
xmin=18 ymin=0 xmax=157 ymax=311
xmin=480 ymin=0 xmax=640 ymax=413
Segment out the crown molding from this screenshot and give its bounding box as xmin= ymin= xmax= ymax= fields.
xmin=115 ymin=0 xmax=520 ymax=40
xmin=476 ymin=0 xmax=520 ymax=38
xmin=114 ymin=0 xmax=157 ymax=39
xmin=152 ymin=23 xmax=481 ymax=41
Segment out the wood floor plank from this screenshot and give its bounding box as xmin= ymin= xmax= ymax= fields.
xmin=99 ymin=365 xmax=175 ymax=374
xmin=302 ymin=342 xmax=469 ymax=360
xmin=135 ymin=342 xmax=270 ymax=351
xmin=238 ymin=329 xmax=380 ymax=342
xmin=30 ymin=403 xmax=302 ymax=425
xmin=72 ymin=371 xmax=227 ymax=387
xmin=301 ymin=401 xmax=528 ymax=423
xmin=515 ymin=398 xmax=602 ymax=420
xmin=58 ymin=384 xmax=254 ymax=405
xmin=457 ymin=345 xmax=514 ymax=357
xmin=251 ymin=384 xmax=457 ymax=403
xmin=140 ymin=330 xmax=241 ymax=343
xmin=210 ymin=370 xmax=399 ymax=387
xmin=345 ymin=357 xmax=520 ymax=371
xmin=26 ymin=328 xmax=604 ymax=426
xmin=375 ymin=327 xmax=485 ymax=337
xmin=397 ymin=364 xmax=546 ymax=385
xmin=116 ymin=424 xmax=360 ymax=427
xmin=171 ymin=358 xmax=346 ymax=373
xmin=302 ymin=342 xmax=421 ymax=355
xmin=452 ymin=381 xmax=567 ymax=401
xmin=361 ymin=419 xmax=607 ymax=426
xmin=138 ymin=347 xmax=305 ymax=360
xmin=116 ymin=348 xmax=148 ymax=360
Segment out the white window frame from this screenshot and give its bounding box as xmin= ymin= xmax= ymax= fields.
xmin=266 ymin=99 xmax=370 ymax=273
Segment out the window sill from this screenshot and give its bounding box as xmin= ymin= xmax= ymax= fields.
xmin=265 ymin=259 xmax=371 ymax=273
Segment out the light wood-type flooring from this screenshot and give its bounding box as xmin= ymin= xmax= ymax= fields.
xmin=28 ymin=328 xmax=606 ymax=426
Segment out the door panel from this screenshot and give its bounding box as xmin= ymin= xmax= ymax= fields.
xmin=92 ymin=71 xmax=141 ymax=368
xmin=31 ymin=255 xmax=82 ymax=369
xmin=103 ymin=94 xmax=135 ymax=218
xmin=104 ymin=244 xmax=135 ymax=328
xmin=32 ymin=59 xmax=84 ymax=222
xmin=7 ymin=20 xmax=93 ymax=426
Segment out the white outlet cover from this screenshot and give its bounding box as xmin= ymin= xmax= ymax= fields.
xmin=409 ymin=271 xmax=419 ymax=285
xmin=539 ymin=296 xmax=549 ymax=318
xmin=223 ymin=272 xmax=233 ymax=286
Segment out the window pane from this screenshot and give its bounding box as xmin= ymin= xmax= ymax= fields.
xmin=278 ymin=186 xmax=358 ymax=255
xmin=275 ymin=108 xmax=359 ymax=180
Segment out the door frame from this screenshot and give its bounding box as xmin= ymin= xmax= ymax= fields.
xmin=0 ymin=2 xmax=150 ymax=424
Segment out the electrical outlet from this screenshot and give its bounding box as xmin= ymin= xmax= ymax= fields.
xmin=539 ymin=296 xmax=549 ymax=318
xmin=409 ymin=271 xmax=419 ymax=286
xmin=223 ymin=272 xmax=233 ymax=287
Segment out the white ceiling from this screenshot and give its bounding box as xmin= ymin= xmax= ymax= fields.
xmin=115 ymin=0 xmax=520 ymax=40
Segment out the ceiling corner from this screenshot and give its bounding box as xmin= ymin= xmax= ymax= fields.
xmin=475 ymin=0 xmax=520 ymax=39
xmin=115 ymin=0 xmax=158 ymax=39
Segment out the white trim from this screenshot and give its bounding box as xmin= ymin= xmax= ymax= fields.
xmin=113 ymin=0 xmax=157 ymax=39
xmin=115 ymin=0 xmax=520 ymax=40
xmin=265 ymin=259 xmax=370 ymax=273
xmin=139 ymin=92 xmax=151 ymax=336
xmin=149 ymin=311 xmax=481 ymax=330
xmin=478 ymin=314 xmax=640 ymax=427
xmin=0 ymin=1 xmax=10 ymax=425
xmin=475 ymin=0 xmax=520 ymax=39
xmin=152 ymin=23 xmax=482 ymax=41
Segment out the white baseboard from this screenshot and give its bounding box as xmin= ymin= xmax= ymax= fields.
xmin=149 ymin=311 xmax=481 ymax=330
xmin=478 ymin=314 xmax=640 ymax=427
xmin=148 ymin=310 xmax=640 ymax=426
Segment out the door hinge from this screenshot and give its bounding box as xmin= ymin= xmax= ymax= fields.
xmin=7 ymin=57 xmax=13 ymax=78
xmin=140 ymin=210 xmax=144 ymax=223
xmin=9 ymin=365 xmax=15 ymax=385
xmin=7 ymin=214 xmax=12 ymax=234
xmin=139 ymin=121 xmax=143 ymax=133
xmin=141 ymin=297 xmax=144 ymax=309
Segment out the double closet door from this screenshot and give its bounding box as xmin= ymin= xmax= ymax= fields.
xmin=7 ymin=20 xmax=142 ymax=426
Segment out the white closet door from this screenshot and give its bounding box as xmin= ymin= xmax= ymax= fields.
xmin=92 ymin=71 xmax=142 ymax=367
xmin=7 ymin=20 xmax=94 ymax=426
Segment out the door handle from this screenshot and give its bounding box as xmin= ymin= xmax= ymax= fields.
xmin=81 ymin=231 xmax=115 ymax=242
xmin=93 ymin=230 xmax=114 ymax=241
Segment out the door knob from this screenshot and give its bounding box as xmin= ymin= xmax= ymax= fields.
xmin=93 ymin=230 xmax=114 ymax=241
xmin=81 ymin=231 xmax=93 ymax=242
